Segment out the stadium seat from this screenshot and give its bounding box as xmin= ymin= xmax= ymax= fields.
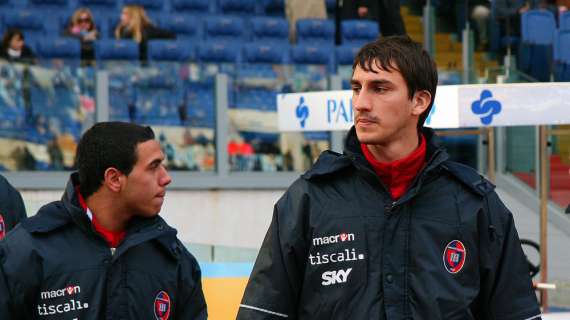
xmin=335 ymin=44 xmax=361 ymax=65
xmin=204 ymin=16 xmax=248 ymax=41
xmin=1 ymin=9 xmax=46 ymax=40
xmin=260 ymin=0 xmax=285 ymax=16
xmin=123 ymin=0 xmax=164 ymax=14
xmin=250 ymin=16 xmax=288 ymax=42
xmin=291 ymin=43 xmax=335 ymax=67
xmin=554 ymin=29 xmax=570 ymax=81
xmin=76 ymin=0 xmax=118 ymax=17
xmin=296 ymin=18 xmax=335 ymax=44
xmin=218 ymin=0 xmax=255 ymax=15
xmin=171 ymin=0 xmax=211 ymax=14
xmin=341 ymin=20 xmax=379 ymax=45
xmin=148 ymin=40 xmax=194 ymax=62
xmin=95 ymin=39 xmax=139 ymax=61
xmin=242 ymin=41 xmax=289 ymax=64
xmin=519 ymin=9 xmax=556 ymax=81
xmin=560 ymin=11 xmax=570 ymax=31
xmin=521 ymin=9 xmax=556 ymax=45
xmin=157 ymin=14 xmax=201 ymax=40
xmin=35 ymin=37 xmax=81 ymax=60
xmin=197 ymin=40 xmax=241 ymax=63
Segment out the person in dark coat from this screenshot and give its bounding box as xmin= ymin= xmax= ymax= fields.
xmin=0 ymin=29 xmax=36 ymax=64
xmin=0 ymin=174 xmax=27 ymax=241
xmin=0 ymin=122 xmax=207 ymax=319
xmin=64 ymin=8 xmax=99 ymax=63
xmin=115 ymin=5 xmax=175 ymax=62
xmin=237 ymin=35 xmax=540 ymax=319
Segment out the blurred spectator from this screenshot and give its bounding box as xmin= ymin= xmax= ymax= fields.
xmin=336 ymin=0 xmax=405 ymax=41
xmin=495 ymin=0 xmax=557 ymax=37
xmin=336 ymin=0 xmax=379 ymax=44
xmin=0 ymin=29 xmax=36 ymax=64
xmin=114 ymin=5 xmax=175 ymax=61
xmin=558 ymin=0 xmax=570 ymax=12
xmin=64 ymin=8 xmax=99 ymax=62
xmin=470 ymin=0 xmax=492 ymax=51
xmin=376 ymin=0 xmax=406 ymax=36
xmin=285 ymin=0 xmax=327 ymax=43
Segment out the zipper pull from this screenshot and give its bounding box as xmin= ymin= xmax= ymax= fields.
xmin=110 ymin=247 xmax=116 ymax=256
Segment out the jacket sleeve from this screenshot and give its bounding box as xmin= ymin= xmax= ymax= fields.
xmin=237 ymin=186 xmax=309 ymax=320
xmin=0 ymin=246 xmax=15 ymax=318
xmin=9 ymin=182 xmax=27 ymax=227
xmin=479 ymin=192 xmax=542 ymax=320
xmin=176 ymin=245 xmax=207 ymax=320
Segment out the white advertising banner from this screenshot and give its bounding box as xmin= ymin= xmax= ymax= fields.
xmin=277 ymin=83 xmax=570 ymax=131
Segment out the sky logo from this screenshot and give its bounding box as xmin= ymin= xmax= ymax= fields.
xmin=296 ymin=96 xmax=310 ymax=128
xmin=471 ymin=90 xmax=502 ymax=125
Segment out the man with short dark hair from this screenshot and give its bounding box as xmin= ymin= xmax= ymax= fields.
xmin=0 ymin=174 xmax=27 ymax=241
xmin=0 ymin=122 xmax=207 ymax=319
xmin=238 ymin=36 xmax=540 ymax=319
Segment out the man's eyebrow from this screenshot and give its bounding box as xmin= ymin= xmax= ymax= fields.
xmin=147 ymin=157 xmax=163 ymax=168
xmin=350 ymin=79 xmax=394 ymax=86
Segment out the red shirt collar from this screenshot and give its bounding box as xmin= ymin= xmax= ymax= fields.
xmin=75 ymin=186 xmax=126 ymax=248
xmin=361 ymin=135 xmax=427 ymax=200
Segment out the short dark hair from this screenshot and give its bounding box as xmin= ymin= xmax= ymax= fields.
xmin=353 ymin=35 xmax=438 ymax=129
xmin=2 ymin=29 xmax=24 ymax=50
xmin=75 ymin=122 xmax=155 ymax=198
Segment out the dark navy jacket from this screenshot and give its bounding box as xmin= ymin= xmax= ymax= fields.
xmin=0 ymin=173 xmax=207 ymax=319
xmin=0 ymin=174 xmax=27 ymax=241
xmin=238 ymin=127 xmax=540 ymax=320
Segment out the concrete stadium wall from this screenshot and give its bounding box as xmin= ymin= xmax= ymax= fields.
xmin=21 ymin=189 xmax=284 ymax=249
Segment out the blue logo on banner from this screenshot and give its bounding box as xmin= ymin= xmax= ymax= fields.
xmin=296 ymin=96 xmax=309 ymax=128
xmin=426 ymin=103 xmax=436 ymax=125
xmin=471 ymin=90 xmax=502 ymax=125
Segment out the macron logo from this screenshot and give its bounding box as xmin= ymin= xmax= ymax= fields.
xmin=312 ymin=232 xmax=355 ymax=246
xmin=321 ymin=268 xmax=352 ymax=286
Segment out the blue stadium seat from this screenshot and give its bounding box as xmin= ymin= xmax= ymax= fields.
xmin=250 ymin=16 xmax=288 ymax=42
xmin=291 ymin=44 xmax=335 ymax=66
xmin=36 ymin=37 xmax=81 ymax=60
xmin=184 ymin=81 xmax=216 ymax=128
xmin=521 ymin=9 xmax=556 ymax=45
xmin=341 ymin=20 xmax=379 ymax=45
xmin=76 ymin=0 xmax=118 ymax=17
xmin=204 ymin=16 xmax=248 ymax=41
xmin=171 ymin=0 xmax=212 ymax=14
xmin=157 ymin=14 xmax=201 ymax=40
xmin=554 ymin=29 xmax=570 ymax=81
xmin=123 ymin=0 xmax=164 ymax=14
xmin=197 ymin=40 xmax=241 ymax=63
xmin=560 ymin=11 xmax=570 ymax=31
xmin=296 ymin=18 xmax=335 ymax=44
xmin=27 ymin=0 xmax=70 ymax=11
xmin=336 ymin=44 xmax=361 ymax=65
xmin=148 ymin=40 xmax=194 ymax=62
xmin=218 ymin=0 xmax=255 ymax=15
xmin=95 ymin=39 xmax=139 ymax=61
xmin=243 ymin=41 xmax=289 ymax=64
xmin=519 ymin=9 xmax=556 ymax=81
xmin=1 ymin=9 xmax=46 ymax=39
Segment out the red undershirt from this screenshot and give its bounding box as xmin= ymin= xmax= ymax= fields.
xmin=76 ymin=187 xmax=126 ymax=248
xmin=361 ymin=135 xmax=427 ymax=200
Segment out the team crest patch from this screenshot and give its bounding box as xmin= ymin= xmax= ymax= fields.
xmin=0 ymin=214 xmax=5 ymax=240
xmin=443 ymin=240 xmax=466 ymax=274
xmin=154 ymin=291 xmax=171 ymax=320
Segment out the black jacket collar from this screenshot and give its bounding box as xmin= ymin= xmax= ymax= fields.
xmin=303 ymin=126 xmax=449 ymax=180
xmin=21 ymin=173 xmax=181 ymax=259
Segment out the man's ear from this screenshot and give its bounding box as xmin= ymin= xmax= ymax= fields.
xmin=411 ymin=90 xmax=432 ymax=116
xmin=103 ymin=167 xmax=124 ymax=193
